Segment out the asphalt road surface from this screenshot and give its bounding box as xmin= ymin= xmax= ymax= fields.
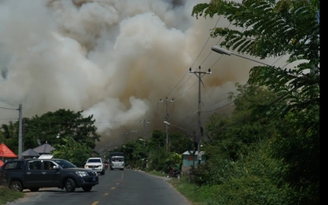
xmin=6 ymin=169 xmax=192 ymax=205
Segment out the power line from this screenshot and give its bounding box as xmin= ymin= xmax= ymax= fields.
xmin=165 ymin=15 xmax=222 ymax=99
xmin=0 ymin=106 xmax=18 ymax=110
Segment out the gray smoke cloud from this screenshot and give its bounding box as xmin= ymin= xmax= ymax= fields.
xmin=0 ymin=0 xmax=263 ymax=151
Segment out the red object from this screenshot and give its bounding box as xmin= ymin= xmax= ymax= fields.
xmin=0 ymin=159 xmax=4 ymax=167
xmin=0 ymin=143 xmax=18 ymax=158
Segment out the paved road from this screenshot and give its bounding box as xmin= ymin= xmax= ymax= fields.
xmin=7 ymin=169 xmax=192 ymax=205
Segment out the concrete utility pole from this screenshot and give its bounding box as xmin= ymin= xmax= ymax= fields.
xmin=159 ymin=97 xmax=174 ymax=152
xmin=18 ymin=104 xmax=23 ymax=159
xmin=130 ymin=130 xmax=137 ymax=140
xmin=121 ymin=132 xmax=128 ymax=144
xmin=140 ymin=119 xmax=150 ymax=140
xmin=189 ymin=66 xmax=211 ymax=165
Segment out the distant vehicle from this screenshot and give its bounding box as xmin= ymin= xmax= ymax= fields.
xmin=109 ymin=152 xmax=125 ymax=171
xmin=84 ymin=157 xmax=105 ymax=175
xmin=0 ymin=158 xmax=99 ymax=192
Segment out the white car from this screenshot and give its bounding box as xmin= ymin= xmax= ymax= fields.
xmin=84 ymin=157 xmax=105 ymax=175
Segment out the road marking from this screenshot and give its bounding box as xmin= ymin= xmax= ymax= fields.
xmin=91 ymin=201 xmax=99 ymax=205
xmin=104 ymin=193 xmax=109 ymax=196
xmin=111 ymin=187 xmax=115 ymax=190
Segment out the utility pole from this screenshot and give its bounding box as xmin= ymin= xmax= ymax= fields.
xmin=121 ymin=132 xmax=128 ymax=144
xmin=159 ymin=97 xmax=174 ymax=152
xmin=130 ymin=130 xmax=137 ymax=140
xmin=189 ymin=66 xmax=211 ymax=165
xmin=18 ymin=104 xmax=22 ymax=159
xmin=140 ymin=119 xmax=150 ymax=141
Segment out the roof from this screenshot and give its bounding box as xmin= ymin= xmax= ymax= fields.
xmin=33 ymin=143 xmax=55 ymax=154
xmin=0 ymin=143 xmax=18 ymax=158
xmin=182 ymin=150 xmax=205 ymax=156
xmin=0 ymin=159 xmax=4 ymax=167
xmin=22 ymin=148 xmax=40 ymax=157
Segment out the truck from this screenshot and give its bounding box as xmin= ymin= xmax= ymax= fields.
xmin=109 ymin=152 xmax=125 ymax=170
xmin=0 ymin=158 xmax=99 ymax=192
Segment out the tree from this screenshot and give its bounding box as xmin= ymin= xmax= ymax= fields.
xmin=192 ymin=0 xmax=320 ymax=112
xmin=52 ymin=136 xmax=93 ymax=167
xmin=192 ymin=0 xmax=319 ymax=204
xmin=169 ymin=131 xmax=192 ymax=154
xmin=0 ymin=121 xmax=19 ymax=153
xmin=23 ymin=109 xmax=100 ymax=150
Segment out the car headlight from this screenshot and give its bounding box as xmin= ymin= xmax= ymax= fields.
xmin=76 ymin=171 xmax=88 ymax=177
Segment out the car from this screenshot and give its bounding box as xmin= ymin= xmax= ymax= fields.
xmin=84 ymin=157 xmax=105 ymax=175
xmin=109 ymin=152 xmax=125 ymax=171
xmin=0 ymin=158 xmax=99 ymax=192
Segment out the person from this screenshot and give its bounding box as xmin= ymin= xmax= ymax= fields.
xmin=45 ymin=162 xmax=53 ymax=170
xmin=104 ymin=161 xmax=108 ymax=169
xmin=167 ymin=165 xmax=174 ymax=178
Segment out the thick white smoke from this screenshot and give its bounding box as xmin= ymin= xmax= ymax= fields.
xmin=0 ymin=0 xmax=263 ymax=151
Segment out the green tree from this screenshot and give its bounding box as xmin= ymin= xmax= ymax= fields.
xmin=0 ymin=121 xmax=19 ymax=153
xmin=206 ymin=83 xmax=280 ymax=161
xmin=52 ymin=136 xmax=93 ymax=167
xmin=192 ymin=0 xmax=319 ymax=204
xmin=147 ymin=130 xmax=165 ymax=150
xmin=169 ymin=131 xmax=192 ymax=154
xmin=23 ymin=109 xmax=100 ymax=150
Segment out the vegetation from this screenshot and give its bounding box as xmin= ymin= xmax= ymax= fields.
xmin=1 ymin=109 xmax=100 ymax=167
xmin=0 ymin=186 xmax=25 ymax=205
xmin=190 ymin=0 xmax=320 ymax=204
xmin=0 ymin=0 xmax=319 ymax=204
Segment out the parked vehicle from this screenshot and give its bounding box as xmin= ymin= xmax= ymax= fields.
xmin=168 ymin=164 xmax=181 ymax=179
xmin=84 ymin=157 xmax=105 ymax=175
xmin=109 ymin=152 xmax=125 ymax=170
xmin=0 ymin=158 xmax=99 ymax=192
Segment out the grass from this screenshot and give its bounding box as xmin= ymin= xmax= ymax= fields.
xmin=166 ymin=175 xmax=206 ymax=205
xmin=0 ymin=186 xmax=25 ymax=205
xmin=146 ymin=170 xmax=206 ymax=205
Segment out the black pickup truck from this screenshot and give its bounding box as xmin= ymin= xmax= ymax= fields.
xmin=0 ymin=158 xmax=99 ymax=192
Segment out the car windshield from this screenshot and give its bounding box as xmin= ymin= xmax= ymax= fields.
xmin=53 ymin=159 xmax=77 ymax=168
xmin=88 ymin=159 xmax=101 ymax=163
xmin=112 ymin=157 xmax=124 ymax=162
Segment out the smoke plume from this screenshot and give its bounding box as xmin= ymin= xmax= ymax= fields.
xmin=0 ymin=0 xmax=259 ymax=151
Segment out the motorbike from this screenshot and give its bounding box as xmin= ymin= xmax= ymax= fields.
xmin=104 ymin=162 xmax=109 ymax=170
xmin=168 ymin=168 xmax=181 ymax=179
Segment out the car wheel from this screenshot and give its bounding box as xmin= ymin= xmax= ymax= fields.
xmin=64 ymin=178 xmax=76 ymax=192
xmin=9 ymin=180 xmax=23 ymax=192
xmin=29 ymin=188 xmax=39 ymax=192
xmin=101 ymin=169 xmax=105 ymax=175
xmin=82 ymin=186 xmax=92 ymax=192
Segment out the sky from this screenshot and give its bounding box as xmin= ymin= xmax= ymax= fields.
xmin=0 ymin=0 xmax=281 ymax=152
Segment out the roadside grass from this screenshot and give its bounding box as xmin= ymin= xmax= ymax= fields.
xmin=146 ymin=170 xmax=167 ymax=177
xmin=0 ymin=186 xmax=25 ymax=205
xmin=167 ymin=176 xmax=204 ymax=205
xmin=146 ymin=170 xmax=215 ymax=205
